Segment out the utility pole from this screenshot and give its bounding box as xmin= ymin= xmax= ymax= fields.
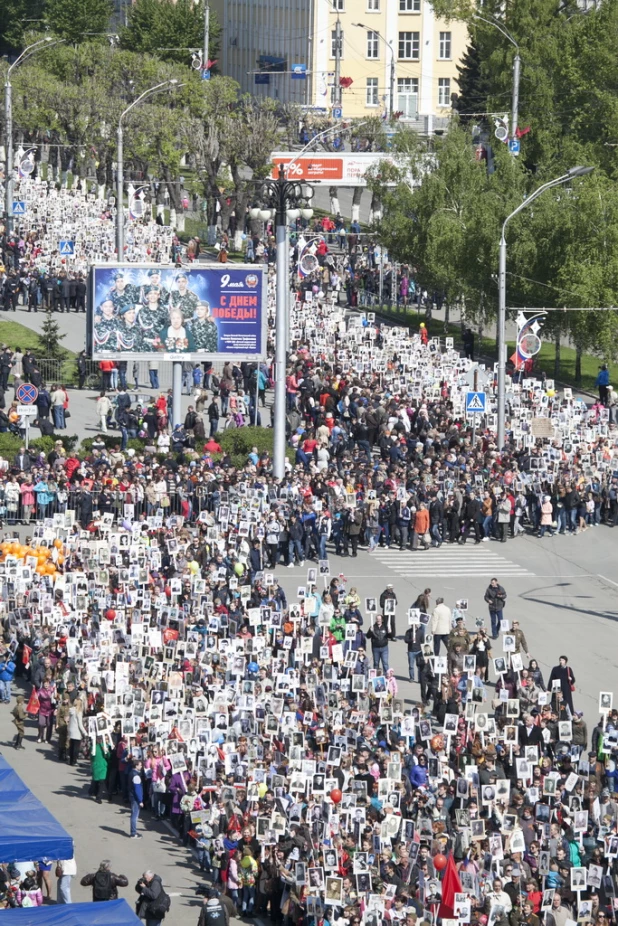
xmin=333 ymin=16 xmax=342 ymax=108
xmin=510 ymin=52 xmax=521 ymax=145
xmin=203 ymin=0 xmax=210 ymax=75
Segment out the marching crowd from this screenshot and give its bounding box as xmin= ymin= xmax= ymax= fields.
xmin=0 ymin=273 xmax=613 ymax=926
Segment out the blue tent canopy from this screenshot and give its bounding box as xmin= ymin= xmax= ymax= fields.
xmin=0 ymin=754 xmax=73 ymax=862
xmin=0 ymin=900 xmax=141 ymax=925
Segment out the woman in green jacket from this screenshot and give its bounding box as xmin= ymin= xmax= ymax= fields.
xmin=89 ymin=737 xmax=111 ymax=803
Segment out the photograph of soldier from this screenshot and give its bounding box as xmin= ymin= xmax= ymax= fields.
xmin=140 ymin=267 xmax=169 ymax=304
xmin=168 ymin=272 xmax=199 ymax=320
xmin=93 ymin=298 xmax=119 ymax=349
xmin=190 ymin=301 xmax=219 ymax=352
xmin=108 ymin=270 xmax=139 ymax=312
xmin=116 ymin=305 xmax=145 ymax=352
xmin=139 ymin=287 xmax=168 ymax=337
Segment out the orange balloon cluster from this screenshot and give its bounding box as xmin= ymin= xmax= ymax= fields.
xmin=0 ymin=539 xmax=64 ymax=576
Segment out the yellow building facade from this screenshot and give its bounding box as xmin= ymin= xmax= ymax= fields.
xmin=211 ymin=0 xmax=470 ymax=128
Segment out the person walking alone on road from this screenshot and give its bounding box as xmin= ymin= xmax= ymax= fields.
xmin=80 ymin=860 xmax=128 ymax=902
xmin=484 ymin=578 xmax=507 ymax=640
xmin=366 ymin=614 xmax=390 ymax=673
xmin=129 ymin=759 xmax=145 ymax=839
xmin=429 ymin=597 xmax=452 ymax=655
xmin=96 ymin=392 xmax=112 ymax=433
xmin=11 ymin=693 xmax=26 ymax=749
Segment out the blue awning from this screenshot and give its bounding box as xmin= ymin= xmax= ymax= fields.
xmin=0 ymin=899 xmax=141 ymax=925
xmin=0 ymin=753 xmax=73 ymax=862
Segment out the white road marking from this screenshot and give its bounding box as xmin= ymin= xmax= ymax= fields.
xmin=598 ymin=574 xmax=618 ymax=587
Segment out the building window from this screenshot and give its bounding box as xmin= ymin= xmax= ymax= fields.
xmin=331 ymin=29 xmax=343 ymax=58
xmin=438 ymin=77 xmax=451 ymax=106
xmin=367 ymin=0 xmax=380 ymax=9
xmin=439 ymin=31 xmax=451 ymax=59
xmin=397 ymin=77 xmax=418 ymax=118
xmin=398 ymin=31 xmax=419 ymax=60
xmin=332 ymin=0 xmax=344 ymax=10
xmin=366 ymin=77 xmax=379 ymax=106
xmin=367 ymin=30 xmax=380 ymax=58
xmin=399 ymin=0 xmax=420 ymax=11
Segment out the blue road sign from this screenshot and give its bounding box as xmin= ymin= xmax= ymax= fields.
xmin=466 ymin=391 xmax=486 ymax=414
xmin=291 ymin=63 xmax=307 ymax=80
xmin=508 ymin=138 xmax=520 ymax=155
xmin=16 ymin=383 xmax=38 ymax=405
xmin=332 ymin=106 xmax=343 ymax=120
xmin=12 ymin=201 xmax=26 ymax=216
xmin=201 ymin=69 xmax=210 ymax=80
xmin=59 ymin=240 xmax=75 ymax=256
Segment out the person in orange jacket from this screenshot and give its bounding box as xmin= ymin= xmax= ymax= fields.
xmin=413 ymin=502 xmax=430 ymax=550
xmin=419 ymin=322 xmax=429 ymax=345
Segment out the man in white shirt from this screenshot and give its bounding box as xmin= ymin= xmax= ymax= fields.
xmin=56 ymin=856 xmax=77 ymax=904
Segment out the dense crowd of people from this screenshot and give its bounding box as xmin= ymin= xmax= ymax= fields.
xmin=0 ymin=271 xmax=613 ymax=926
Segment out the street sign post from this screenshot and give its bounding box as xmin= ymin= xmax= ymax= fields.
xmin=508 ymin=138 xmax=520 ymax=156
xmin=332 ymin=106 xmax=343 ymax=120
xmin=16 ymin=383 xmax=38 ymax=405
xmin=16 ymin=384 xmax=38 ymax=450
xmin=59 ymin=240 xmax=75 ymax=256
xmin=12 ymin=201 xmax=26 ymax=216
xmin=466 ymin=391 xmax=486 ymax=415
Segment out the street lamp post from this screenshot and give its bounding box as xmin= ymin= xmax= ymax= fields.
xmin=352 ymin=23 xmax=394 ymax=119
xmin=474 ymin=15 xmax=520 ymax=149
xmin=4 ymin=36 xmax=56 ymax=233
xmin=497 ymin=166 xmax=594 ymax=449
xmin=250 ymin=168 xmax=314 ymax=479
xmin=116 ymin=79 xmax=180 ymax=262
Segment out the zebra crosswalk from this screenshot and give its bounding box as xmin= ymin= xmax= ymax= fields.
xmin=370 ymin=544 xmax=535 ymax=578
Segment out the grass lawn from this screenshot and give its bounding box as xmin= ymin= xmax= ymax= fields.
xmin=0 ymin=319 xmax=76 ymax=383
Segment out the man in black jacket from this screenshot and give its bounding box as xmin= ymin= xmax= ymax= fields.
xmin=80 ymin=860 xmax=129 ymax=901
xmin=460 ymin=493 xmax=482 ymax=544
xmin=379 ymin=584 xmax=398 ymax=640
xmin=484 ymin=578 xmax=507 ymax=639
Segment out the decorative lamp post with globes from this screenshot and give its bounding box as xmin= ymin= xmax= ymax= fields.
xmin=249 ymin=165 xmax=314 ymax=479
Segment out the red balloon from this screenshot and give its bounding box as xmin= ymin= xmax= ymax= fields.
xmin=433 ymin=853 xmax=447 ymax=871
xmin=105 ymin=608 xmax=116 ymax=621
xmin=330 ymin=788 xmax=342 ymax=804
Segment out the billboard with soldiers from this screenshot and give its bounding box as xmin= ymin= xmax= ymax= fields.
xmin=87 ymin=263 xmax=267 ymax=361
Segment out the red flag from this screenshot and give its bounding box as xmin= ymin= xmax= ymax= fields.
xmin=22 ymin=644 xmax=32 ymax=667
xmin=26 ymin=687 xmax=40 ymax=716
xmin=438 ymin=854 xmax=462 ymax=919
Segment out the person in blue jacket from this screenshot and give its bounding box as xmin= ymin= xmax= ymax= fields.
xmin=129 ymin=759 xmax=144 ymax=839
xmin=0 ymin=652 xmax=16 ymax=703
xmin=596 ymin=364 xmax=610 ymax=405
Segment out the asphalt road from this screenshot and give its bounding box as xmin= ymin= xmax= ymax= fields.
xmin=0 ymin=525 xmax=615 ymax=923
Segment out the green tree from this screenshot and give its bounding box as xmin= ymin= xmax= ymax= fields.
xmin=0 ymin=0 xmax=44 ymax=56
xmin=454 ymin=37 xmax=489 ymax=123
xmin=120 ymin=0 xmax=221 ymax=66
xmin=45 ymin=0 xmax=113 ymax=43
xmin=38 ymin=306 xmax=67 ymax=360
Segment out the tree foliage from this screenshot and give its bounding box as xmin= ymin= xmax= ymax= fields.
xmin=120 ymin=0 xmax=221 ymax=66
xmin=45 ymin=0 xmax=113 ymax=43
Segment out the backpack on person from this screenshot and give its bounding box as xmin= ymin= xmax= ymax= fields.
xmin=148 ymin=888 xmax=171 ymax=919
xmin=93 ymin=869 xmax=113 ymax=901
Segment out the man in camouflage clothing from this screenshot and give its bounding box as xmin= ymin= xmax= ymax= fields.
xmin=116 ymin=305 xmax=146 ymax=352
xmin=168 ymin=272 xmax=199 ymax=320
xmin=139 ymin=288 xmax=167 ymax=340
xmin=94 ymin=298 xmax=119 ymax=350
xmin=190 ymin=301 xmax=219 ymax=353
xmin=109 ymin=270 xmax=139 ymax=313
xmin=139 ymin=267 xmax=169 ymax=304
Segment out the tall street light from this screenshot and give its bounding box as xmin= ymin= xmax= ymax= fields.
xmin=474 ymin=15 xmax=520 ymax=147
xmin=352 ymin=23 xmax=394 ymax=119
xmin=116 ymin=79 xmax=180 ymax=262
xmin=4 ymin=36 xmax=57 ymax=233
xmin=250 ymin=169 xmax=314 ymax=479
xmin=497 ymin=165 xmax=594 ymax=449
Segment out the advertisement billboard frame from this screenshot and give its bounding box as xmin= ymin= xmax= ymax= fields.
xmin=87 ymin=262 xmax=268 ymax=363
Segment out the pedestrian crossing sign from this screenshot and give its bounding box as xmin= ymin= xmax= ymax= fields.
xmin=11 ymin=201 xmax=26 ymax=215
xmin=466 ymin=391 xmax=486 ymax=414
xmin=59 ymin=240 xmax=75 ymax=255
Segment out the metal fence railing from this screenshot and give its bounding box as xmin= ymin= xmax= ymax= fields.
xmin=31 ymin=359 xmax=227 ymax=392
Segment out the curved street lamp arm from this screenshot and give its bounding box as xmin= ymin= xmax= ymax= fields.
xmin=7 ymin=37 xmax=61 ymax=78
xmin=473 ymin=14 xmax=519 ymax=50
xmin=119 ymin=80 xmax=178 ymax=127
